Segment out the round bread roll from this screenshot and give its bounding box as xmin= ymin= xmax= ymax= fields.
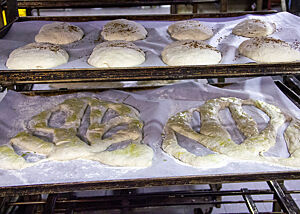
xmin=101 ymin=19 xmax=147 ymax=41
xmin=238 ymin=37 xmax=300 ymax=63
xmin=168 ymin=20 xmax=213 ymax=41
xmin=161 ymin=40 xmax=222 ymax=66
xmin=35 ymin=22 xmax=84 ymax=45
xmin=6 ymin=43 xmax=69 ymax=69
xmin=232 ymin=19 xmax=275 ymax=38
xmin=88 ymin=41 xmax=145 ymax=68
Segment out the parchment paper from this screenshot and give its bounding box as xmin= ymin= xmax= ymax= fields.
xmin=0 ymin=12 xmax=300 ymax=70
xmin=0 ymin=76 xmax=299 ymax=187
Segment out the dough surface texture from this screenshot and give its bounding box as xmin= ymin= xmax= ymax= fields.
xmin=168 ymin=20 xmax=213 ymax=41
xmin=88 ymin=41 xmax=145 ymax=68
xmin=1 ymin=97 xmax=153 ymax=170
xmin=101 ymin=19 xmax=147 ymax=41
xmin=162 ymin=40 xmax=221 ymax=66
xmin=6 ymin=43 xmax=69 ymax=69
xmin=239 ymin=37 xmax=300 ymax=63
xmin=162 ymin=97 xmax=300 ymax=168
xmin=232 ymin=19 xmax=276 ymax=38
xmin=35 ymin=22 xmax=84 ymax=45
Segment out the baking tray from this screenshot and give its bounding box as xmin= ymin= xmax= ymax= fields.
xmin=0 ymin=78 xmax=299 ymax=197
xmin=1 ymin=11 xmax=300 ymax=90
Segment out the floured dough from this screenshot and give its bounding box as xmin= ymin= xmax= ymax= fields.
xmin=233 ymin=19 xmax=276 ymax=38
xmin=168 ymin=20 xmax=213 ymax=41
xmin=162 ymin=97 xmax=300 ymax=168
xmin=35 ymin=22 xmax=84 ymax=45
xmin=6 ymin=43 xmax=69 ymax=69
xmin=101 ymin=19 xmax=147 ymax=41
xmin=239 ymin=37 xmax=300 ymax=63
xmin=88 ymin=41 xmax=145 ymax=68
xmin=2 ymin=97 xmax=153 ymax=170
xmin=162 ymin=40 xmax=221 ymax=66
xmin=0 ymin=145 xmax=31 ymax=170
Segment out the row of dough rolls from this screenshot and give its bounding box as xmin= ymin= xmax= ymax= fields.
xmin=5 ymin=18 xmax=300 ymax=69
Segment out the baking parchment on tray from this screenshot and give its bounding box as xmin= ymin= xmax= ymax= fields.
xmin=0 ymin=76 xmax=299 ymax=187
xmin=0 ymin=12 xmax=300 ymax=71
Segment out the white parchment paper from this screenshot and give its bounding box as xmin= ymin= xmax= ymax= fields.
xmin=0 ymin=12 xmax=300 ymax=70
xmin=0 ymin=76 xmax=299 ymax=187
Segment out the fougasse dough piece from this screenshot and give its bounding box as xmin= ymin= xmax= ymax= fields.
xmin=168 ymin=20 xmax=213 ymax=41
xmin=3 ymin=97 xmax=153 ymax=170
xmin=101 ymin=19 xmax=147 ymax=41
xmin=0 ymin=145 xmax=31 ymax=170
xmin=162 ymin=97 xmax=300 ymax=168
xmin=239 ymin=37 xmax=300 ymax=63
xmin=162 ymin=40 xmax=222 ymax=66
xmin=6 ymin=43 xmax=69 ymax=69
xmin=88 ymin=41 xmax=145 ymax=68
xmin=232 ymin=19 xmax=276 ymax=38
xmin=35 ymin=22 xmax=84 ymax=45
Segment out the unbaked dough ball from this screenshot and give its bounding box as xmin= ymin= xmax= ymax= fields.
xmin=168 ymin=20 xmax=213 ymax=41
xmin=35 ymin=22 xmax=84 ymax=45
xmin=101 ymin=19 xmax=147 ymax=41
xmin=6 ymin=43 xmax=69 ymax=69
xmin=88 ymin=40 xmax=145 ymax=68
xmin=161 ymin=40 xmax=222 ymax=66
xmin=238 ymin=37 xmax=300 ymax=63
xmin=232 ymin=19 xmax=275 ymax=38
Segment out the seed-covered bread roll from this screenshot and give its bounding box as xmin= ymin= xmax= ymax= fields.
xmin=101 ymin=19 xmax=147 ymax=41
xmin=232 ymin=19 xmax=275 ymax=38
xmin=168 ymin=20 xmax=213 ymax=41
xmin=6 ymin=42 xmax=69 ymax=69
xmin=239 ymin=37 xmax=300 ymax=63
xmin=162 ymin=40 xmax=222 ymax=66
xmin=88 ymin=40 xmax=145 ymax=68
xmin=35 ymin=22 xmax=84 ymax=45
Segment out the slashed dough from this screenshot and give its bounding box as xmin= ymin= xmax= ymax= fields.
xmin=88 ymin=41 xmax=145 ymax=68
xmin=162 ymin=97 xmax=300 ymax=168
xmin=232 ymin=19 xmax=276 ymax=38
xmin=6 ymin=43 xmax=69 ymax=69
xmin=162 ymin=40 xmax=221 ymax=66
xmin=239 ymin=37 xmax=300 ymax=63
xmin=101 ymin=19 xmax=147 ymax=41
xmin=168 ymin=20 xmax=213 ymax=41
xmin=1 ymin=97 xmax=153 ymax=170
xmin=35 ymin=22 xmax=84 ymax=45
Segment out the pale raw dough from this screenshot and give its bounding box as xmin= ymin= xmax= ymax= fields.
xmin=233 ymin=19 xmax=276 ymax=38
xmin=0 ymin=145 xmax=31 ymax=170
xmin=35 ymin=22 xmax=84 ymax=45
xmin=162 ymin=97 xmax=300 ymax=168
xmin=168 ymin=20 xmax=213 ymax=41
xmin=101 ymin=19 xmax=147 ymax=41
xmin=239 ymin=37 xmax=300 ymax=63
xmin=162 ymin=40 xmax=222 ymax=66
xmin=6 ymin=43 xmax=69 ymax=69
xmin=88 ymin=41 xmax=145 ymax=68
xmin=2 ymin=97 xmax=153 ymax=170
xmin=161 ymin=40 xmax=222 ymax=66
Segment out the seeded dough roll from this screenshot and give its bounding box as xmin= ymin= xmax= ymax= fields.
xmin=35 ymin=22 xmax=84 ymax=45
xmin=232 ymin=19 xmax=276 ymax=38
xmin=168 ymin=20 xmax=213 ymax=41
xmin=88 ymin=40 xmax=145 ymax=68
xmin=161 ymin=40 xmax=222 ymax=66
xmin=101 ymin=19 xmax=147 ymax=41
xmin=239 ymin=37 xmax=300 ymax=63
xmin=6 ymin=43 xmax=69 ymax=69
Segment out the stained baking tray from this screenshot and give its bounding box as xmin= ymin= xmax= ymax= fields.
xmin=1 ymin=11 xmax=300 ymax=90
xmin=0 ymin=78 xmax=299 ymax=197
